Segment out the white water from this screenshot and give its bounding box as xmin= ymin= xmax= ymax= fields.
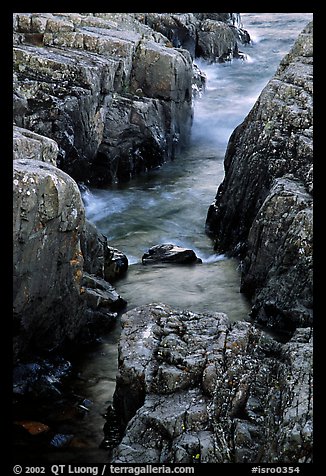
xmin=42 ymin=13 xmax=315 ymax=463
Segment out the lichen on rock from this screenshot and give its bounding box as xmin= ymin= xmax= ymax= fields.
xmin=205 ymin=21 xmax=313 ymax=330
xmin=111 ymin=303 xmax=312 ymax=463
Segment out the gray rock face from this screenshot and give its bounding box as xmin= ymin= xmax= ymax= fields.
xmin=12 ymin=13 xmax=195 ymax=185
xmin=13 ymin=12 xmax=249 ymax=185
xmin=142 ymin=244 xmax=202 ymax=265
xmin=111 ymin=304 xmax=312 ymax=463
xmin=137 ymin=13 xmax=249 ymax=62
xmin=82 ymin=272 xmax=126 ymax=312
xmin=206 ymin=22 xmax=313 ymax=329
xmin=13 ymin=131 xmax=127 ymax=361
xmin=13 ymin=126 xmax=58 ymax=165
xmin=13 ymin=158 xmax=86 ymax=360
xmin=242 ymin=178 xmax=313 ymax=330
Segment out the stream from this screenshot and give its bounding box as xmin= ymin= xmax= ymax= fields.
xmin=19 ymin=13 xmax=313 ymax=464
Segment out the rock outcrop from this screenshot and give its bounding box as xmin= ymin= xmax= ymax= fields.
xmin=13 ymin=126 xmax=59 ymax=165
xmin=13 ymin=130 xmax=127 ymax=363
xmin=137 ymin=13 xmax=249 ymax=61
xmin=13 ymin=12 xmax=249 ymax=185
xmin=12 ymin=10 xmax=249 ymax=363
xmin=111 ymin=304 xmax=312 ymax=463
xmin=80 ymin=219 xmax=128 ymax=282
xmin=206 ymin=22 xmax=313 ymax=330
xmin=13 ymin=158 xmax=86 ymax=360
xmin=142 ymin=244 xmax=202 ymax=265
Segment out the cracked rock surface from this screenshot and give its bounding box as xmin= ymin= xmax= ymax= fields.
xmin=206 ymin=22 xmax=313 ymax=330
xmin=111 ymin=304 xmax=312 ymax=463
xmin=13 ymin=12 xmax=249 ymax=185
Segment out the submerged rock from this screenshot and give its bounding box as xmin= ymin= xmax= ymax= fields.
xmin=111 ymin=303 xmax=312 ymax=463
xmin=205 ymin=22 xmax=313 ymax=330
xmin=142 ymin=244 xmax=202 ymax=265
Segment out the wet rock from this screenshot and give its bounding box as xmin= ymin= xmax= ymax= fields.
xmin=142 ymin=244 xmax=202 ymax=265
xmin=96 ymin=91 xmax=192 ymax=183
xmin=13 ymin=357 xmax=72 ymax=398
xmin=13 ymin=363 xmax=43 ymax=396
xmin=80 ymin=219 xmax=128 ymax=281
xmin=104 ymin=247 xmax=129 ymax=282
xmin=14 ymin=421 xmax=50 ymax=436
xmin=205 ymin=22 xmax=313 ymax=329
xmin=196 ymin=19 xmax=240 ymax=62
xmin=111 ymin=303 xmax=312 ymax=463
xmin=82 ymin=272 xmax=127 ymax=312
xmin=100 ymin=405 xmax=122 ymax=450
xmin=13 ymin=158 xmax=86 ymax=362
xmin=13 ymin=133 xmax=127 ymax=365
xmin=49 ymin=433 xmax=74 ymax=448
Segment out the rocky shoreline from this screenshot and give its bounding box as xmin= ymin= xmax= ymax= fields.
xmin=13 ymin=13 xmax=313 ymax=464
xmin=111 ymin=303 xmax=312 ymax=463
xmin=206 ymin=22 xmax=313 ymax=332
xmin=13 ymin=13 xmax=247 ymax=186
xmin=13 ymin=10 xmax=249 ymax=368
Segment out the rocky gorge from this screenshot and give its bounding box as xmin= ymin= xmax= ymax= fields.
xmin=13 ymin=11 xmax=248 ymax=362
xmin=13 ymin=13 xmax=313 ymax=465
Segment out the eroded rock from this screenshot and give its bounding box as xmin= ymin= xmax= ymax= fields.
xmin=137 ymin=13 xmax=250 ymax=62
xmin=111 ymin=304 xmax=312 ymax=463
xmin=13 ymin=12 xmax=249 ymax=185
xmin=13 ymin=126 xmax=59 ymax=165
xmin=12 ymin=13 xmax=196 ymax=185
xmin=13 ymin=144 xmax=129 ymax=361
xmin=205 ymin=22 xmax=313 ymax=329
xmin=13 ymin=158 xmax=86 ymax=361
xmin=82 ymin=272 xmax=126 ymax=312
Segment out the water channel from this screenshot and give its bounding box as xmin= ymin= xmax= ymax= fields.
xmin=32 ymin=13 xmax=313 ymax=463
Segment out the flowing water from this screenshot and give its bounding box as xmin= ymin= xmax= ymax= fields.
xmin=33 ymin=13 xmax=314 ymax=463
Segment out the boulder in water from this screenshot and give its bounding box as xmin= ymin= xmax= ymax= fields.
xmin=142 ymin=244 xmax=202 ymax=265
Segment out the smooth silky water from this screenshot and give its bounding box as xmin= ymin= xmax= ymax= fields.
xmin=43 ymin=14 xmax=313 ymax=462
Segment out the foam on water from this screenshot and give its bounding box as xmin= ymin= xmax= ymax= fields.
xmin=38 ymin=13 xmax=313 ymax=464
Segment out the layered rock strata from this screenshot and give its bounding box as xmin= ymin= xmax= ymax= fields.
xmin=206 ymin=22 xmax=313 ymax=330
xmin=13 ymin=12 xmax=249 ymax=185
xmin=111 ymin=304 xmax=312 ymax=463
